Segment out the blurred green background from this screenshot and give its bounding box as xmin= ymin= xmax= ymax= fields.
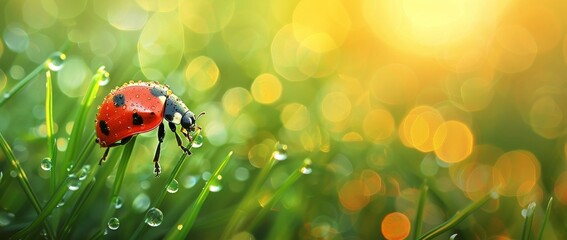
xmin=1 ymin=0 xmax=567 ymax=239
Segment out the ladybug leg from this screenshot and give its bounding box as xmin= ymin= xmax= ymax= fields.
xmin=168 ymin=122 xmax=191 ymax=155
xmin=153 ymin=122 xmax=165 ymax=176
xmin=98 ymin=136 xmax=133 ymax=166
xmin=99 ymin=147 xmax=111 ymax=165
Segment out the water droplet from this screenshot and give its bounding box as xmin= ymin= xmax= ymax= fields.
xmin=133 ymin=193 xmax=151 ymax=212
xmin=521 ymin=209 xmax=527 ymax=218
xmin=3 ymin=93 xmax=10 ymax=99
xmin=108 ymin=217 xmax=120 ymax=230
xmin=144 ymin=207 xmax=163 ymax=227
xmin=209 ymin=176 xmax=223 ymax=192
xmin=67 ymin=174 xmax=80 ymax=191
xmin=66 ymin=163 xmax=74 ymax=172
xmin=0 ymin=211 xmax=15 ymax=227
xmin=0 ymin=171 xmax=3 ymax=183
xmin=10 ymin=170 xmax=17 ymax=178
xmin=182 ymin=175 xmax=198 ymax=188
xmin=113 ymin=196 xmax=123 ymax=209
xmin=192 ymin=134 xmax=204 ymax=148
xmin=77 ymin=165 xmax=91 ymax=181
xmin=177 ymin=224 xmax=183 ymax=230
xmin=46 ymin=52 xmax=66 ymax=71
xmin=40 ymin=157 xmax=52 ymax=171
xmin=167 ymin=179 xmax=179 ymax=193
xmin=450 ymin=233 xmax=458 ymax=240
xmin=274 ymin=143 xmax=288 ymax=161
xmin=99 ymin=71 xmax=110 ymax=86
xmin=300 ymin=158 xmax=313 ymax=174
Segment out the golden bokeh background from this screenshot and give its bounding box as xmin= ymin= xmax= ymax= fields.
xmin=1 ymin=0 xmax=567 ymax=239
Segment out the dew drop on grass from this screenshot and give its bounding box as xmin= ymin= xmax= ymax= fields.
xmin=46 ymin=52 xmax=66 ymax=71
xmin=300 ymin=158 xmax=313 ymax=174
xmin=113 ymin=196 xmax=123 ymax=209
xmin=67 ymin=174 xmax=80 ymax=191
xmin=450 ymin=233 xmax=458 ymax=240
xmin=133 ymin=193 xmax=151 ymax=212
xmin=77 ymin=165 xmax=90 ymax=181
xmin=0 ymin=211 xmax=15 ymax=227
xmin=144 ymin=207 xmax=163 ymax=227
xmin=0 ymin=171 xmax=3 ymax=183
xmin=192 ymin=134 xmax=204 ymax=148
xmin=167 ymin=179 xmax=179 ymax=193
xmin=108 ymin=217 xmax=120 ymax=230
xmin=40 ymin=158 xmax=52 ymax=171
xmin=99 ymin=71 xmax=110 ymax=86
xmin=209 ymin=175 xmax=223 ymax=192
xmin=274 ymin=143 xmax=288 ymax=161
xmin=3 ymin=93 xmax=10 ymax=99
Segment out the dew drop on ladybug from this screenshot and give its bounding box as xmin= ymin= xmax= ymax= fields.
xmin=95 ymin=81 xmax=205 ymax=176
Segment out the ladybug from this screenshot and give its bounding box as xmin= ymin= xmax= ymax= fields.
xmin=95 ymin=81 xmax=204 ymax=176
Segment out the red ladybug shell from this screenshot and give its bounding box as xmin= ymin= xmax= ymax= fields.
xmin=95 ymin=81 xmax=171 ymax=147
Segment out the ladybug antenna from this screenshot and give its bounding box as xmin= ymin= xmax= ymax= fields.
xmin=196 ymin=112 xmax=205 ymax=120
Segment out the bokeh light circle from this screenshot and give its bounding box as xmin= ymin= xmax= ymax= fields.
xmin=493 ymin=150 xmax=540 ymax=196
xmin=280 ymin=103 xmax=310 ymax=131
xmin=381 ymin=212 xmax=411 ymax=240
xmin=433 ymin=121 xmax=474 ymax=163
xmin=185 ymin=56 xmax=219 ymax=91
xmin=320 ymin=91 xmax=351 ymax=123
xmin=251 ymin=73 xmax=282 ymax=104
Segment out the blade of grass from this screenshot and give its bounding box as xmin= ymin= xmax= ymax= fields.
xmin=222 ymin=145 xmax=280 ymax=238
xmin=61 ymin=66 xmax=108 ymax=183
xmin=164 ymin=151 xmax=233 ymax=240
xmin=45 ymin=70 xmax=57 ymax=194
xmin=538 ymin=197 xmax=553 ymax=240
xmin=522 ymin=202 xmax=536 ymax=240
xmin=58 ymin=179 xmax=96 ymax=238
xmin=129 ymin=130 xmax=202 ymax=240
xmin=248 ymin=158 xmax=311 ymax=231
xmin=0 ymin=52 xmax=66 ymax=108
xmin=0 ymin=131 xmax=55 ymax=239
xmin=419 ymin=191 xmax=494 ymax=240
xmin=95 ymin=137 xmax=137 ymax=236
xmin=413 ymin=180 xmax=429 ymax=239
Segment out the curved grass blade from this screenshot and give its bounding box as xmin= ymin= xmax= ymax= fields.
xmin=45 ymin=70 xmax=57 ymax=194
xmin=0 ymin=52 xmax=66 ymax=108
xmin=419 ymin=191 xmax=494 ymax=240
xmin=0 ymin=132 xmax=55 ymax=239
xmin=248 ymin=158 xmax=311 ymax=231
xmin=538 ymin=197 xmax=553 ymax=240
xmin=522 ymin=202 xmax=536 ymax=240
xmin=413 ymin=180 xmax=429 ymax=239
xmin=222 ymin=145 xmax=279 ymax=238
xmin=129 ymin=129 xmax=202 ymax=240
xmin=95 ymin=136 xmax=137 ymax=236
xmin=61 ymin=67 xmax=108 ymax=182
xmin=164 ymin=151 xmax=233 ymax=240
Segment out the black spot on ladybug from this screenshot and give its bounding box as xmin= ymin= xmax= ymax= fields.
xmin=133 ymin=113 xmax=144 ymax=125
xmin=150 ymin=87 xmax=166 ymax=97
xmin=113 ymin=94 xmax=125 ymax=107
xmin=99 ymin=120 xmax=110 ymax=136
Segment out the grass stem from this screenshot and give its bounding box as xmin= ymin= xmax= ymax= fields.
xmin=413 ymin=180 xmax=428 ymax=239
xmin=419 ymin=191 xmax=494 ymax=240
xmin=538 ymin=197 xmax=553 ymax=240
xmin=164 ymin=151 xmax=233 ymax=239
xmin=0 ymin=131 xmax=55 ymax=239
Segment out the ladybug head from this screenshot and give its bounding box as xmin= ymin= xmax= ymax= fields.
xmin=181 ymin=111 xmax=205 ymax=132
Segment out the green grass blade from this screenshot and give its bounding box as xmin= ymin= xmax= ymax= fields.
xmin=0 ymin=131 xmax=55 ymax=239
xmin=413 ymin=180 xmax=429 ymax=239
xmin=61 ymin=67 xmax=108 ymax=181
xmin=58 ymin=179 xmax=96 ymax=238
xmin=164 ymin=151 xmax=233 ymax=240
xmin=249 ymin=158 xmax=310 ymax=231
xmin=222 ymin=146 xmax=279 ymax=238
xmin=45 ymin=70 xmax=57 ymax=194
xmin=538 ymin=197 xmax=553 ymax=240
xmin=522 ymin=202 xmax=536 ymax=240
xmin=95 ymin=137 xmax=137 ymax=235
xmin=0 ymin=52 xmax=66 ymax=108
xmin=419 ymin=191 xmax=494 ymax=240
xmin=129 ymin=130 xmax=202 ymax=239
